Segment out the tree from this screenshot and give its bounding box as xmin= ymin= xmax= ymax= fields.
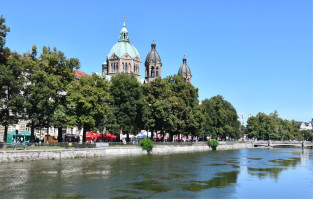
xmin=0 ymin=15 xmax=10 ymax=51
xmin=109 ymin=73 xmax=143 ymax=141
xmin=166 ymin=75 xmax=203 ymax=138
xmin=0 ymin=51 xmax=25 ymax=143
xmin=300 ymin=129 xmax=312 ymax=141
xmin=39 ymin=46 xmax=80 ymax=142
xmin=246 ymin=112 xmax=278 ymax=140
xmin=0 ymin=15 xmax=24 ymax=143
xmin=142 ymin=77 xmax=172 ymax=140
xmin=23 ymin=45 xmax=57 ymax=141
xmin=201 ymin=95 xmax=241 ymax=140
xmin=67 ymin=73 xmax=111 ymax=142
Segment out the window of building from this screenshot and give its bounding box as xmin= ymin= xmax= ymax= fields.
xmin=151 ymin=67 xmax=155 ymax=77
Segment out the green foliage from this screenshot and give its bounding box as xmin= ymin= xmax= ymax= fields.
xmin=208 ymin=139 xmax=219 ymax=147
xmin=0 ymin=50 xmax=25 ymax=142
xmin=109 ymin=73 xmax=143 ymax=140
xmin=140 ymin=138 xmax=154 ymax=151
xmin=0 ymin=15 xmax=10 ymax=50
xmin=23 ymin=46 xmax=57 ymax=140
xmin=39 ymin=46 xmax=80 ymax=141
xmin=66 ymin=73 xmax=111 ymax=142
xmin=246 ymin=110 xmax=308 ymax=141
xmin=300 ymin=130 xmax=313 ymax=141
xmin=201 ymin=95 xmax=241 ymax=140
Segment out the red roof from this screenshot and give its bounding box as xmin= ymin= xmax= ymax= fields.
xmin=73 ymin=70 xmax=89 ymax=80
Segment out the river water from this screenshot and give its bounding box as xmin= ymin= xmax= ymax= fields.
xmin=0 ymin=148 xmax=312 ymax=199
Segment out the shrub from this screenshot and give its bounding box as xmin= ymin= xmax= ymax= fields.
xmin=140 ymin=138 xmax=154 ymax=151
xmin=208 ymin=139 xmax=219 ymax=149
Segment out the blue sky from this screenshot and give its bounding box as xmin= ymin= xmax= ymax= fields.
xmin=1 ymin=0 xmax=312 ymax=123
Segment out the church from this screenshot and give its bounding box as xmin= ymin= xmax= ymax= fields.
xmin=101 ymin=19 xmax=192 ymax=84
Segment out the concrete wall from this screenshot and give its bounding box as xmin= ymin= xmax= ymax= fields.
xmin=0 ymin=142 xmax=254 ymax=163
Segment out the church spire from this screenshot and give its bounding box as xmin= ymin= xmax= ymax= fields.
xmin=119 ymin=17 xmax=130 ymax=42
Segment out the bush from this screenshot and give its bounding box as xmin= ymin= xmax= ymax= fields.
xmin=140 ymin=138 xmax=154 ymax=151
xmin=208 ymin=139 xmax=219 ymax=147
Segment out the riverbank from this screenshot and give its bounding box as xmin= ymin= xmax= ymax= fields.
xmin=0 ymin=141 xmax=254 ymax=162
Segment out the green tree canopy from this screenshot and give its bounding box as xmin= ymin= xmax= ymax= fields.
xmin=39 ymin=46 xmax=80 ymax=141
xmin=67 ymin=73 xmax=111 ymax=142
xmin=201 ymin=95 xmax=241 ymax=140
xmin=109 ymin=73 xmax=143 ymax=141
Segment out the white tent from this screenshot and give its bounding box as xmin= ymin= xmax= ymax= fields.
xmin=136 ymin=130 xmax=156 ymax=139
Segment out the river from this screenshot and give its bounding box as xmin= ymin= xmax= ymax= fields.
xmin=0 ymin=148 xmax=312 ymax=199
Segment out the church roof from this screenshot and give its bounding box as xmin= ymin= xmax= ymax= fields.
xmin=145 ymin=40 xmax=162 ymax=65
xmin=107 ymin=19 xmax=140 ymax=60
xmin=108 ymin=42 xmax=140 ymax=59
xmin=178 ymin=55 xmax=191 ymax=76
xmin=73 ymin=70 xmax=89 ymax=80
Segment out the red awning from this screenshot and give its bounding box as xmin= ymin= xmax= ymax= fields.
xmin=86 ymin=132 xmax=102 ymax=141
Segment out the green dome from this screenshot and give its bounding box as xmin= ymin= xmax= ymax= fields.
xmin=108 ymin=41 xmax=140 ymax=59
xmin=107 ymin=19 xmax=140 ymax=60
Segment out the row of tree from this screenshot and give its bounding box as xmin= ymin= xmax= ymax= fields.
xmin=245 ymin=111 xmax=312 ymax=141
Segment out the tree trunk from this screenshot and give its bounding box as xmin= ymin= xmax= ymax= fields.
xmin=46 ymin=126 xmax=49 ymax=141
xmin=150 ymin=129 xmax=153 ymax=139
xmin=30 ymin=121 xmax=35 ymax=142
xmin=58 ymin=127 xmax=63 ymax=142
xmin=4 ymin=125 xmax=8 ymax=143
xmin=162 ymin=130 xmax=165 ymax=142
xmin=169 ymin=132 xmax=173 ymax=142
xmin=83 ymin=127 xmax=86 ymax=143
xmin=127 ymin=132 xmax=130 ymax=142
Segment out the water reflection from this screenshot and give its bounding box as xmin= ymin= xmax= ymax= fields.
xmin=0 ymin=148 xmax=312 ymax=199
xmin=183 ymin=171 xmax=240 ymax=192
xmin=247 ymin=156 xmax=301 ymax=181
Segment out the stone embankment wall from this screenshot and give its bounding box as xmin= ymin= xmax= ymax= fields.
xmin=0 ymin=142 xmax=254 ymax=163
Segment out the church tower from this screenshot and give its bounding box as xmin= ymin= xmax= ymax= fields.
xmin=145 ymin=41 xmax=162 ymax=83
xmin=102 ymin=18 xmax=141 ymax=80
xmin=178 ymin=55 xmax=192 ymax=84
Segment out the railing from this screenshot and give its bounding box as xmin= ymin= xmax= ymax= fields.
xmin=254 ymin=140 xmax=312 ymax=144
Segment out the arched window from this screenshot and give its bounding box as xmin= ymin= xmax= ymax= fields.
xmin=151 ymin=67 xmax=155 ymax=77
xmin=124 ymin=63 xmax=128 ymax=72
xmin=156 ymin=67 xmax=159 ymax=77
xmin=111 ymin=63 xmax=113 ymax=73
